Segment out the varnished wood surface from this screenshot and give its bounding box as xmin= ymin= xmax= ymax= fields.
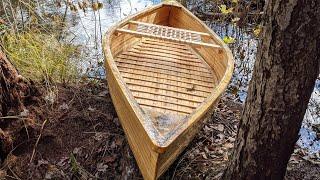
xmin=116 ymin=21 xmax=221 ymax=48
xmin=103 ymin=1 xmax=234 ymax=179
xmin=115 ymin=38 xmax=216 ymax=119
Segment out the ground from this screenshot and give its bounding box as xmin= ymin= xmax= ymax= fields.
xmin=0 ymin=81 xmax=319 ymax=179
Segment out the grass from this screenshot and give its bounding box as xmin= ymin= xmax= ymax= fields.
xmin=1 ymin=31 xmax=80 ymax=84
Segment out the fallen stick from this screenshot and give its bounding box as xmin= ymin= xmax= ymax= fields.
xmin=30 ymin=119 xmax=48 ymax=163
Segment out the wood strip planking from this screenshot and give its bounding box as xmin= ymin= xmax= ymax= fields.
xmin=139 ymin=105 xmax=189 ymax=116
xmin=115 ymin=63 xmax=215 ymax=83
xmin=121 ymin=72 xmax=213 ymax=93
xmin=123 ymin=78 xmax=210 ymax=98
xmin=134 ymin=45 xmax=199 ymax=60
xmin=135 ymin=94 xmax=194 ymax=114
xmin=115 ymin=57 xmax=213 ymax=78
xmin=131 ymin=92 xmax=199 ymax=109
xmin=115 ymin=60 xmax=213 ymax=79
xmin=130 ymin=87 xmax=205 ymax=104
xmin=143 ymin=38 xmax=190 ymax=50
xmin=137 ymin=100 xmax=193 ymax=114
xmin=116 ymin=55 xmax=211 ymax=74
xmin=137 ymin=41 xmax=194 ymax=55
xmin=118 ymin=68 xmax=214 ymax=88
xmin=145 ymin=37 xmax=197 ymax=47
xmin=128 ymin=48 xmax=201 ymax=64
xmin=104 ymin=2 xmax=234 ymax=180
xmin=119 ymin=51 xmax=208 ymax=69
xmin=127 ymin=85 xmax=206 ymax=103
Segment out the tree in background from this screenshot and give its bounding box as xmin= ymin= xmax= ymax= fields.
xmin=224 ymin=0 xmax=319 ymax=179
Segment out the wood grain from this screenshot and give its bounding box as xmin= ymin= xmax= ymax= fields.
xmin=103 ymin=1 xmax=234 ymax=179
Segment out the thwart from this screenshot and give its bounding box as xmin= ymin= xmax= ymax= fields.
xmin=103 ymin=1 xmax=234 ymax=179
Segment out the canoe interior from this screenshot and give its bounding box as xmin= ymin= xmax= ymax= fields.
xmin=106 ymin=3 xmax=232 ymax=179
xmin=110 ymin=5 xmax=228 ymax=137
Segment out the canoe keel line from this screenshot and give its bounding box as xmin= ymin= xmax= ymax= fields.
xmin=103 ymin=1 xmax=234 ymax=179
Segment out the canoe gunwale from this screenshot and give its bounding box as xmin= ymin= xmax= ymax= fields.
xmin=103 ymin=2 xmax=234 ymax=153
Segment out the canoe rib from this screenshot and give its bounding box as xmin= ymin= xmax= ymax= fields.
xmin=104 ymin=1 xmax=234 ymax=179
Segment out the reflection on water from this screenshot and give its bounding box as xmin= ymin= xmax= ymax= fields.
xmin=64 ymin=0 xmax=160 ymax=77
xmin=61 ymin=0 xmax=319 ymax=155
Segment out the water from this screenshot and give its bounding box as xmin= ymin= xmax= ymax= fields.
xmin=63 ymin=0 xmax=159 ymax=77
xmin=59 ymin=0 xmax=319 ymax=155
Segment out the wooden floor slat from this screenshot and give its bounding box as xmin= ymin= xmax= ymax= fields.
xmin=144 ymin=38 xmax=191 ymax=49
xmin=138 ymin=42 xmax=194 ymax=55
xmin=133 ymin=94 xmax=198 ymax=109
xmin=115 ymin=58 xmax=213 ymax=78
xmin=115 ymin=39 xmax=216 ymax=116
xmin=123 ymin=78 xmax=209 ymax=98
xmin=138 ymin=101 xmax=193 ymax=114
xmin=121 ymin=73 xmax=212 ymax=93
xmin=118 ymin=68 xmax=214 ymax=88
xmin=129 ymin=88 xmax=205 ymax=103
xmin=134 ymin=46 xmax=199 ymax=62
xmin=143 ymin=40 xmax=189 ymax=51
xmin=128 ymin=48 xmax=201 ymax=64
xmin=121 ymin=51 xmax=207 ymax=69
xmin=140 ymin=105 xmax=189 ymax=116
xmin=117 ymin=53 xmax=209 ymax=71
xmin=116 ymin=63 xmax=214 ymax=83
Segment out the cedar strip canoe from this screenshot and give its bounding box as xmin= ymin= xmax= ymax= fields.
xmin=103 ymin=1 xmax=234 ymax=179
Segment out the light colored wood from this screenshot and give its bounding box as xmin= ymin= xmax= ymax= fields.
xmin=116 ymin=23 xmax=222 ymax=48
xmin=129 ymin=20 xmax=211 ymax=36
xmin=103 ymin=1 xmax=234 ymax=179
xmin=116 ymin=28 xmax=221 ymax=48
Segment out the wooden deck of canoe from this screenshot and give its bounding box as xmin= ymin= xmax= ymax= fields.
xmin=103 ymin=1 xmax=234 ymax=179
xmin=115 ymin=38 xmax=217 ymax=134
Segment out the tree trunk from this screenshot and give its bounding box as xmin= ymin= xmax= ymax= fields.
xmin=0 ymin=48 xmax=39 ymax=163
xmin=0 ymin=49 xmax=25 ymax=117
xmin=224 ymin=0 xmax=320 ymax=179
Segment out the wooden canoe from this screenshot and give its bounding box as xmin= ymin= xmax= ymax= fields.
xmin=103 ymin=1 xmax=234 ymax=179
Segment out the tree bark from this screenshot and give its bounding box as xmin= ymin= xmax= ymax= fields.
xmin=224 ymin=0 xmax=320 ymax=179
xmin=0 ymin=48 xmax=25 ymax=117
xmin=0 ymin=48 xmax=40 ymax=163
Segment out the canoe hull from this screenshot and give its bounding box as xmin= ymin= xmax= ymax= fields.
xmin=107 ymin=67 xmax=220 ymax=179
xmin=107 ymin=69 xmax=159 ymax=179
xmin=104 ymin=1 xmax=234 ymax=179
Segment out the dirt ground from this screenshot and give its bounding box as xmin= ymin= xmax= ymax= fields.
xmin=0 ymin=80 xmax=319 ymax=180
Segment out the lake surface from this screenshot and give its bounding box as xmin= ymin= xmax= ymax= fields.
xmin=62 ymin=0 xmax=319 ymax=155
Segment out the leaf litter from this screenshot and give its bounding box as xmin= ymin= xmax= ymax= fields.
xmin=0 ymin=81 xmax=319 ymax=179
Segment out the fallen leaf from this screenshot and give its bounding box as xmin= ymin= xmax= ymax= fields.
xmin=88 ymin=107 xmax=95 ymax=111
xmin=219 ymin=5 xmax=233 ymax=15
xmin=224 ymin=143 xmax=234 ymax=149
xmin=59 ymin=103 xmax=69 ymax=110
xmin=0 ymin=170 xmax=6 ymax=179
xmin=215 ymin=124 xmax=224 ymax=132
xmin=115 ymin=137 xmax=123 ymax=146
xmin=92 ymin=2 xmax=99 ymax=11
xmin=253 ymin=26 xmax=262 ymax=37
xmin=97 ymin=163 xmax=108 ymax=172
xmin=104 ymin=155 xmax=117 ymax=163
xmin=223 ymin=36 xmax=236 ymax=44
xmin=201 ymin=152 xmax=208 ymax=159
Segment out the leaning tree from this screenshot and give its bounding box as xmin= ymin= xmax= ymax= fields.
xmin=224 ymin=0 xmax=320 ymax=179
